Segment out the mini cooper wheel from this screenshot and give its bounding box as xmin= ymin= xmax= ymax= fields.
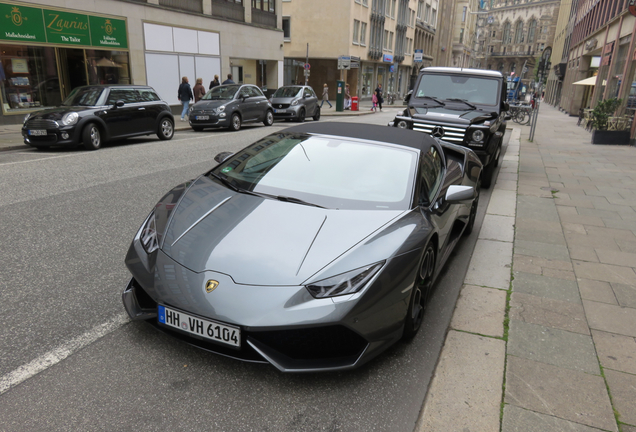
xmin=83 ymin=123 xmax=102 ymax=151
xmin=403 ymin=243 xmax=435 ymax=340
xmin=263 ymin=110 xmax=274 ymax=126
xmin=313 ymin=107 xmax=321 ymax=121
xmin=229 ymin=113 xmax=241 ymax=131
xmin=157 ymin=118 xmax=174 ymax=140
xmin=297 ymin=108 xmax=306 ymax=123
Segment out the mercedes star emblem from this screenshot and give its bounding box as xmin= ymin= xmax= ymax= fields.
xmin=431 ymin=126 xmax=445 ymax=138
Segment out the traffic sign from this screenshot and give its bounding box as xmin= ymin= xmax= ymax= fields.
xmin=304 ymin=69 xmax=310 ymax=76
xmin=304 ymin=63 xmax=310 ymax=70
xmin=338 ymin=56 xmax=351 ymax=70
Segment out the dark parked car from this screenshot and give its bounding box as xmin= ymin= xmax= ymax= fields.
xmin=270 ymin=85 xmax=320 ymax=122
xmin=189 ymin=84 xmax=274 ymax=131
xmin=389 ymin=67 xmax=510 ymax=188
xmin=22 ymin=85 xmax=174 ymax=151
xmin=122 ymin=122 xmax=482 ymax=372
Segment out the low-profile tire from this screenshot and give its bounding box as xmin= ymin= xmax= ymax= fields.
xmin=313 ymin=107 xmax=321 ymax=121
xmin=481 ymin=144 xmax=501 ymax=188
xmin=82 ymin=123 xmax=102 ymax=151
xmin=297 ymin=108 xmax=306 ymax=123
xmin=157 ymin=117 xmax=174 ymax=140
xmin=229 ymin=113 xmax=241 ymax=131
xmin=463 ymin=181 xmax=480 ymax=236
xmin=263 ymin=110 xmax=274 ymax=126
xmin=402 ymin=243 xmax=435 ymax=340
xmin=192 ymin=126 xmax=204 ymax=132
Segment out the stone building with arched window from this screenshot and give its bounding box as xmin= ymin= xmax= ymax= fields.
xmin=473 ymin=0 xmax=560 ymax=98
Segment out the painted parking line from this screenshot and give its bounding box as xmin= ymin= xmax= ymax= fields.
xmin=0 ymin=313 xmax=129 ymax=395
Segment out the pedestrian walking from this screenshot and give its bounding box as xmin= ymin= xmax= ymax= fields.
xmin=209 ymin=74 xmax=220 ymax=90
xmin=371 ymin=92 xmax=378 ymax=112
xmin=374 ymin=83 xmax=384 ymax=112
xmin=177 ymin=76 xmax=193 ymax=121
xmin=193 ymin=78 xmax=206 ymax=103
xmin=577 ymin=107 xmax=584 ymax=126
xmin=222 ymin=73 xmax=235 ymax=84
xmin=320 ymin=83 xmax=333 ymax=108
xmin=344 ymin=83 xmax=351 ymax=110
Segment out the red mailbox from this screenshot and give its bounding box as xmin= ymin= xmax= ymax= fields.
xmin=351 ymin=96 xmax=359 ymax=111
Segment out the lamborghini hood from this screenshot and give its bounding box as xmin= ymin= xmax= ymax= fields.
xmin=160 ymin=176 xmax=404 ymax=286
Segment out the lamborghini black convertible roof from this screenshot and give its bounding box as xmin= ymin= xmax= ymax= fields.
xmin=282 ymin=122 xmax=435 ymax=152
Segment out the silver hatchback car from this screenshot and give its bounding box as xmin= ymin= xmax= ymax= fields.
xmin=270 ymin=85 xmax=320 ymax=122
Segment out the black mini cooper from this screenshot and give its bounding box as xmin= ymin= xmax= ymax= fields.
xmin=22 ymin=85 xmax=174 ymax=151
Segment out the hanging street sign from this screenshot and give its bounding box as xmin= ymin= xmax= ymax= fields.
xmin=337 ymin=55 xmax=351 ymax=70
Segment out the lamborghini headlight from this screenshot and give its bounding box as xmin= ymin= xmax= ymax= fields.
xmin=140 ymin=211 xmax=159 ymax=254
xmin=305 ymin=262 xmax=384 ymax=298
xmin=61 ymin=112 xmax=79 ymax=126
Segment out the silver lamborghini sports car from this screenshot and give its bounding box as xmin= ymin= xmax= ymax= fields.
xmin=122 ymin=122 xmax=482 ymax=372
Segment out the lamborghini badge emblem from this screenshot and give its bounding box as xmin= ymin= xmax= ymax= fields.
xmin=205 ymin=280 xmax=219 ymax=293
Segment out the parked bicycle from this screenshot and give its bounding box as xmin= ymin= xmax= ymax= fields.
xmin=509 ymin=103 xmax=533 ymax=125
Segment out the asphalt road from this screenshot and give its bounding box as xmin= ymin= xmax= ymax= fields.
xmin=0 ymin=112 xmax=507 ymax=432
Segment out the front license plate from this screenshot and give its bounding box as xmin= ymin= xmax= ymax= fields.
xmin=274 ymin=109 xmax=286 ymax=113
xmin=28 ymin=129 xmax=47 ymax=136
xmin=195 ymin=115 xmax=209 ymax=120
xmin=158 ymin=305 xmax=240 ymax=347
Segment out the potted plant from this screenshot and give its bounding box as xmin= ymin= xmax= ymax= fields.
xmin=590 ymin=98 xmax=630 ymax=145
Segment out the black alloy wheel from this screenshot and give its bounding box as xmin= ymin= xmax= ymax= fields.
xmin=313 ymin=107 xmax=321 ymax=121
xmin=298 ymin=108 xmax=306 ymax=123
xmin=82 ymin=123 xmax=102 ymax=151
xmin=403 ymin=243 xmax=435 ymax=340
xmin=463 ymin=181 xmax=480 ymax=236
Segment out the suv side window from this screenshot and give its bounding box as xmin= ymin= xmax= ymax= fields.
xmin=138 ymin=89 xmax=160 ymax=102
xmin=420 ymin=146 xmax=443 ymax=206
xmin=107 ymin=89 xmax=139 ymax=105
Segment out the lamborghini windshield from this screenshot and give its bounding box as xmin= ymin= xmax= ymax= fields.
xmin=210 ymin=133 xmax=418 ymax=210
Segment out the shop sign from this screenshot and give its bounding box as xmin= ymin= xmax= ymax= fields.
xmin=414 ymin=49 xmax=423 ymax=62
xmin=0 ymin=2 xmax=128 ymax=48
xmin=0 ymin=3 xmax=46 ymax=42
xmin=383 ymin=54 xmax=393 ymax=63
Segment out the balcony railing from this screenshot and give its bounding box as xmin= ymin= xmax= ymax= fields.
xmin=159 ymin=0 xmax=202 ymax=13
xmin=212 ymin=0 xmax=245 ymax=22
xmin=251 ymin=8 xmax=276 ymax=27
xmin=490 ymin=51 xmax=535 ymax=57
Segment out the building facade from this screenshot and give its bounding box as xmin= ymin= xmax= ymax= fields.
xmin=473 ymin=0 xmax=560 ymax=98
xmin=558 ymin=0 xmax=635 ymax=138
xmin=0 ymin=0 xmax=284 ymax=125
xmin=282 ymin=0 xmax=439 ymax=102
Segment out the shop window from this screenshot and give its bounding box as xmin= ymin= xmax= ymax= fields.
xmin=86 ymin=50 xmax=130 ymax=85
xmin=1 ymin=45 xmax=61 ymax=113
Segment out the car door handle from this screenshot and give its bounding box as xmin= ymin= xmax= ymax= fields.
xmin=138 ymin=107 xmax=145 ymax=110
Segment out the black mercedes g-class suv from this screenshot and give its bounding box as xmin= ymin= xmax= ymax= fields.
xmin=388 ymin=67 xmax=509 ymax=188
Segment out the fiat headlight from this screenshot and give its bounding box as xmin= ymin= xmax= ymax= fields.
xmin=216 ymin=105 xmax=226 ymax=113
xmin=61 ymin=112 xmax=79 ymax=126
xmin=139 ymin=212 xmax=159 ymax=254
xmin=305 ymin=262 xmax=384 ymax=298
xmin=472 ymin=130 xmax=485 ymax=142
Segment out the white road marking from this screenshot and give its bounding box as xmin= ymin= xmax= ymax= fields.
xmin=0 ymin=312 xmax=130 ymax=395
